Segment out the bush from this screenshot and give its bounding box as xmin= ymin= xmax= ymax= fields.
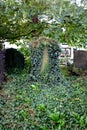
xmin=19 ymin=46 xmax=31 ymax=73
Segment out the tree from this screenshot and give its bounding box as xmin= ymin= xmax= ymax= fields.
xmin=0 ymin=0 xmax=87 ymax=47
xmin=42 ymin=0 xmax=87 ymax=47
xmin=0 ymin=0 xmax=49 ymax=42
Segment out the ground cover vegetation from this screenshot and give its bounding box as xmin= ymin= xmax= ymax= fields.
xmin=0 ymin=0 xmax=87 ymax=129
xmin=0 ymin=43 xmax=87 ymax=129
xmin=0 ymin=68 xmax=87 ymax=129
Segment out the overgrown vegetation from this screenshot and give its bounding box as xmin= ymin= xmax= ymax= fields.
xmin=0 ymin=67 xmax=87 ymax=129
xmin=30 ymin=37 xmax=62 ymax=85
xmin=0 ymin=39 xmax=87 ymax=129
xmin=0 ymin=0 xmax=87 ymax=129
xmin=19 ymin=45 xmax=31 ymax=73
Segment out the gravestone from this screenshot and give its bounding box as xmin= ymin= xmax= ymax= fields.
xmin=74 ymin=50 xmax=87 ymax=69
xmin=0 ymin=50 xmax=6 ymax=83
xmin=30 ymin=37 xmax=62 ymax=85
xmin=5 ymin=48 xmax=25 ymax=73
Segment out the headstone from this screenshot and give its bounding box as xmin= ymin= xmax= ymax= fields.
xmin=0 ymin=50 xmax=6 ymax=83
xmin=30 ymin=37 xmax=62 ymax=85
xmin=5 ymin=48 xmax=25 ymax=73
xmin=74 ymin=50 xmax=87 ymax=69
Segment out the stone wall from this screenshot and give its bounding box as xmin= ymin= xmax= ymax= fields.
xmin=74 ymin=50 xmax=87 ymax=69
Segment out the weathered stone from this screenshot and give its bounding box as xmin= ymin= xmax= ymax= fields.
xmin=5 ymin=48 xmax=25 ymax=73
xmin=74 ymin=50 xmax=87 ymax=69
xmin=0 ymin=50 xmax=6 ymax=83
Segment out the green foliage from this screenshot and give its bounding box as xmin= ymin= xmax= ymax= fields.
xmin=37 ymin=104 xmax=46 ymax=111
xmin=60 ymin=65 xmax=72 ymax=77
xmin=19 ymin=45 xmax=31 ymax=73
xmin=30 ymin=38 xmax=62 ymax=85
xmin=31 ymin=83 xmax=40 ymax=92
xmin=0 ymin=72 xmax=87 ymax=129
xmin=42 ymin=0 xmax=87 ymax=47
xmin=0 ymin=0 xmax=87 ymax=47
xmin=0 ymin=0 xmax=48 ymax=41
xmin=48 ymin=111 xmax=66 ymax=129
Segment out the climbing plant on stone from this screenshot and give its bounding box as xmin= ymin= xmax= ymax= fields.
xmin=30 ymin=37 xmax=62 ymax=85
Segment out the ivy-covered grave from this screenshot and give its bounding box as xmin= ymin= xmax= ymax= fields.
xmin=30 ymin=37 xmax=62 ymax=85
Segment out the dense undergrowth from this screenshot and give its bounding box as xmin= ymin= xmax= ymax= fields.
xmin=0 ymin=70 xmax=87 ymax=130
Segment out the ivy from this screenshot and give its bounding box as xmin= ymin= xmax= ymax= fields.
xmin=30 ymin=38 xmax=62 ymax=85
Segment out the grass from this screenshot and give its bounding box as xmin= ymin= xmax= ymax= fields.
xmin=0 ymin=70 xmax=87 ymax=130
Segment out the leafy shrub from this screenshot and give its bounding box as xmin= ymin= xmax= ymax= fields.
xmin=5 ymin=48 xmax=25 ymax=73
xmin=19 ymin=46 xmax=31 ymax=73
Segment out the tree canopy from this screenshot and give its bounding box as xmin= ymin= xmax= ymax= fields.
xmin=0 ymin=0 xmax=87 ymax=47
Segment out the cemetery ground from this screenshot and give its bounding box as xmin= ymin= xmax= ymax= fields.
xmin=0 ymin=67 xmax=87 ymax=130
xmin=0 ymin=0 xmax=87 ymax=129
